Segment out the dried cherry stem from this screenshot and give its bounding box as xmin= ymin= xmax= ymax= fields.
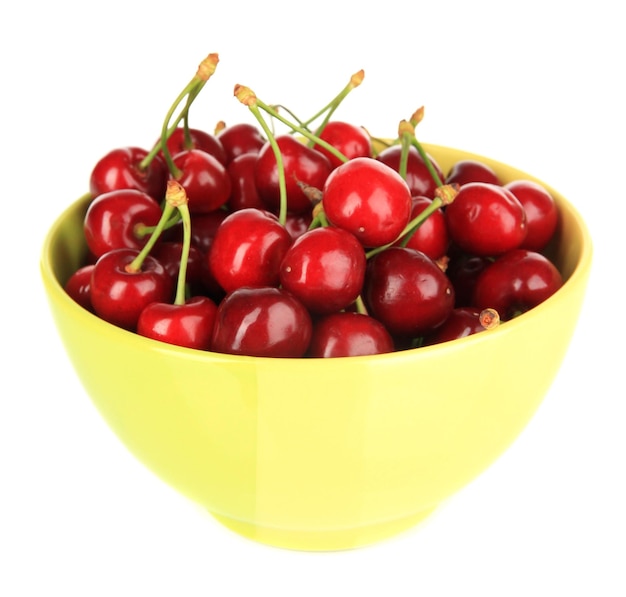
xmin=480 ymin=308 xmax=500 ymax=330
xmin=234 ymin=84 xmax=289 ymax=226
xmin=140 ymin=53 xmax=220 ymax=177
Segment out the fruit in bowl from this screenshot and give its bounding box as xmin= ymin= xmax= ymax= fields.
xmin=40 ymin=54 xmax=592 ymax=551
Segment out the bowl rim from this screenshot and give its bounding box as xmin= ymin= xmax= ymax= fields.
xmin=40 ymin=142 xmax=593 ymax=365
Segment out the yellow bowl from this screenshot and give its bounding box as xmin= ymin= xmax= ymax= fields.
xmin=40 ymin=143 xmax=592 ymax=551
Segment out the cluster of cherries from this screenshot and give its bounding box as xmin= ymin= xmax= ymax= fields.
xmin=64 ymin=53 xmax=564 ymax=358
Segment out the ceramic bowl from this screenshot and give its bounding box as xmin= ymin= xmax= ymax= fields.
xmin=40 ymin=143 xmax=592 ymax=551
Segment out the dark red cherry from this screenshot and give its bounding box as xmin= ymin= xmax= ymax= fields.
xmin=216 ymin=122 xmax=266 ymax=164
xmin=364 ymin=246 xmax=455 ymax=338
xmin=279 ymin=226 xmax=366 ymax=314
xmin=307 ymin=312 xmax=394 ymax=357
xmin=445 ymin=182 xmax=527 ymax=256
xmin=64 ymin=264 xmax=95 ymax=312
xmin=376 ymin=144 xmax=444 ymax=199
xmin=210 ymin=286 xmax=312 ymax=357
xmin=89 ymin=146 xmax=168 ymax=201
xmin=445 ymin=159 xmax=501 ymax=187
xmin=151 ymin=241 xmax=206 ymax=293
xmin=472 ymin=249 xmax=563 ymax=320
xmin=504 ymin=180 xmax=559 ymax=252
xmin=226 ymin=152 xmax=266 ymax=211
xmin=423 ymin=307 xmax=497 ymax=345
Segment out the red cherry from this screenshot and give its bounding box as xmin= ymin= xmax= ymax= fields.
xmin=313 ymin=120 xmax=372 ymax=169
xmin=279 ymin=226 xmax=366 ymax=314
xmin=208 ymin=208 xmax=292 ymax=293
xmin=399 ymin=195 xmax=450 ymax=260
xmin=171 ymin=149 xmax=232 ymax=214
xmin=157 ymin=127 xmax=227 ymax=166
xmin=504 ymin=180 xmax=558 ymax=252
xmin=254 ymin=135 xmax=332 ymax=214
xmin=472 ymin=249 xmax=563 ymax=320
xmin=216 ymin=122 xmax=266 ymax=163
xmin=64 ymin=264 xmax=95 ymax=312
xmin=90 ymin=248 xmax=174 ymax=330
xmin=83 ymin=188 xmax=163 ymax=259
xmin=284 ymin=211 xmax=313 ymax=241
xmin=89 ymin=146 xmax=168 ymax=201
xmin=445 ymin=182 xmax=527 ymax=256
xmin=423 ymin=307 xmax=495 ymax=345
xmin=364 ymin=246 xmax=455 ymax=338
xmin=137 ymin=295 xmax=217 ymax=350
xmin=376 ymin=144 xmax=444 ymax=199
xmin=226 ymin=152 xmax=266 ymax=211
xmin=322 ymin=157 xmax=412 ymax=248
xmin=307 ymin=312 xmax=394 ymax=357
xmin=446 ymin=253 xmax=492 ymax=307
xmin=210 ymin=286 xmax=312 ymax=357
xmin=445 ymin=159 xmax=501 ymax=187
xmin=150 ymin=241 xmax=206 ymax=293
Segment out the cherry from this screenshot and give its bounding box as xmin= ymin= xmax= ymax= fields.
xmin=210 ymin=286 xmax=312 ymax=357
xmin=171 ymin=149 xmax=232 ymax=214
xmin=90 ymin=248 xmax=174 ymax=330
xmin=284 ymin=211 xmax=313 ymax=241
xmin=472 ymin=248 xmax=563 ymax=320
xmin=208 ymin=207 xmax=293 ymax=293
xmin=137 ymin=295 xmax=217 ymax=350
xmin=446 ymin=252 xmax=492 ymax=307
xmin=216 ymin=121 xmax=266 ymax=163
xmin=376 ymin=144 xmax=444 ymax=199
xmin=445 ymin=159 xmax=501 ymax=187
xmin=64 ymin=264 xmax=95 ymax=312
xmin=504 ymin=179 xmax=558 ymax=252
xmin=187 ymin=209 xmax=229 ymax=254
xmin=313 ymin=120 xmax=372 ymax=169
xmin=254 ymin=134 xmax=333 ymax=214
xmin=157 ymin=126 xmax=227 ymax=166
xmin=151 ymin=241 xmax=206 ymax=293
xmin=226 ymin=152 xmax=266 ymax=212
xmin=279 ymin=226 xmax=366 ymax=314
xmin=83 ymin=188 xmax=164 ymax=259
xmin=445 ymin=182 xmax=527 ymax=256
xmin=398 ymin=195 xmax=449 ymax=260
xmin=322 ymin=157 xmax=413 ymax=248
xmin=307 ymin=311 xmax=394 ymax=357
xmin=364 ymin=246 xmax=455 ymax=338
xmin=423 ymin=307 xmax=499 ymax=345
xmin=89 ymin=147 xmax=169 ymax=201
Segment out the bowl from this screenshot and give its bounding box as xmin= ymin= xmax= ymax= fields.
xmin=40 ymin=143 xmax=592 ymax=551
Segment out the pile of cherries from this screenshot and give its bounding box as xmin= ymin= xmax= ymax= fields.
xmin=64 ymin=53 xmax=564 ymax=358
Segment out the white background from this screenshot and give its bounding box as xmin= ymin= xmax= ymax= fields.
xmin=2 ymin=1 xmax=625 ymax=595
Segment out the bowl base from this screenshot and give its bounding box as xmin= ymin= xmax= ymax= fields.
xmin=209 ymin=506 xmax=438 ymax=551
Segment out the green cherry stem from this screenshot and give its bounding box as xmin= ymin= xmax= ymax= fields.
xmin=167 ymin=181 xmax=193 ymax=306
xmin=303 ymin=69 xmax=365 ymax=133
xmin=234 ymin=84 xmax=289 ymax=226
xmin=125 ymin=187 xmax=179 ymax=274
xmin=139 ymin=53 xmax=220 ymax=176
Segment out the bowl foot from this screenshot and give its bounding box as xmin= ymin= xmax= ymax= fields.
xmin=210 ymin=506 xmax=438 ymax=551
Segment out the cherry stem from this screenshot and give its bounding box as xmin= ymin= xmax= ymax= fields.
xmin=139 ymin=53 xmax=219 ymax=176
xmin=253 ymin=97 xmax=350 ymax=165
xmin=134 ymin=212 xmax=181 ymax=238
xmin=167 ymin=183 xmax=192 ymax=306
xmin=302 ymin=69 xmax=364 ymax=131
xmin=234 ymin=84 xmax=289 ymax=225
xmin=354 ymin=295 xmax=368 ymax=315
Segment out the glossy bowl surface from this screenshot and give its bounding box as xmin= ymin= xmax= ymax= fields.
xmin=40 ymin=144 xmax=592 ymax=551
